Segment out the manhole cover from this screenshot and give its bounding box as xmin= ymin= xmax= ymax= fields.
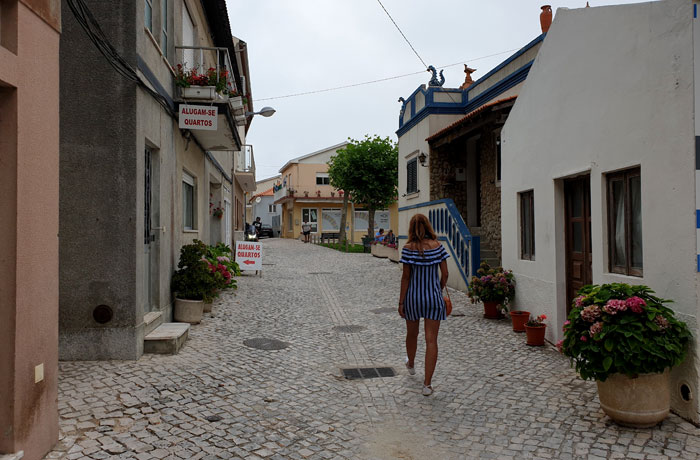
xmin=370 ymin=307 xmax=396 ymax=314
xmin=333 ymin=325 xmax=366 ymax=333
xmin=243 ymin=338 xmax=290 ymax=350
xmin=309 ymin=272 xmax=333 ymax=274
xmin=341 ymin=367 xmax=396 ymax=380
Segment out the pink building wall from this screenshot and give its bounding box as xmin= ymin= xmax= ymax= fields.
xmin=0 ymin=1 xmax=60 ymax=458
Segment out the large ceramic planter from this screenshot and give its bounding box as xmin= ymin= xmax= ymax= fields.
xmin=174 ymin=298 xmax=204 ymax=324
xmin=510 ymin=311 xmax=530 ymax=332
xmin=483 ymin=301 xmax=503 ymax=319
xmin=525 ymin=324 xmax=546 ymax=346
xmin=596 ymin=370 xmax=670 ymax=428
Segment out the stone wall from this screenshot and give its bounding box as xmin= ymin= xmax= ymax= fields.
xmin=477 ymin=129 xmax=501 ymax=259
xmin=429 ymin=142 xmax=468 ymax=219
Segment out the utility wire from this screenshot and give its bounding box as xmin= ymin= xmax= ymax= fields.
xmin=253 ymin=48 xmax=520 ymax=102
xmin=376 ymin=0 xmax=428 ymax=69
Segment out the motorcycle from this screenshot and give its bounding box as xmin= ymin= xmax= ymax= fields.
xmin=244 ymin=226 xmax=258 ymax=242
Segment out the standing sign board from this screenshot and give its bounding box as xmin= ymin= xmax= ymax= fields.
xmin=235 ymin=241 xmax=262 ymax=270
xmin=179 ymin=105 xmax=218 ymax=131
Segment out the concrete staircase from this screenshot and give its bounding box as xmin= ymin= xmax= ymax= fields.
xmin=143 ymin=311 xmax=189 ymax=354
xmin=470 ymin=227 xmax=501 ymax=269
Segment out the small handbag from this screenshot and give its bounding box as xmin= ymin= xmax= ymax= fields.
xmin=443 ymin=288 xmax=452 ymax=316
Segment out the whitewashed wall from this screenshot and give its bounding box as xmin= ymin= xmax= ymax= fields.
xmin=501 ymin=0 xmax=698 ymax=422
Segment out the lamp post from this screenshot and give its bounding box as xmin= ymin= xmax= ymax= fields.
xmin=245 ymin=106 xmax=276 ymax=118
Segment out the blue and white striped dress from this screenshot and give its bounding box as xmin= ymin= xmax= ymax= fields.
xmin=399 ymin=244 xmax=450 ymax=321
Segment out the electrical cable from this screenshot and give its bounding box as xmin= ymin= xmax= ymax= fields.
xmin=66 ymin=0 xmax=176 ymax=117
xmin=253 ymin=48 xmax=520 ymax=102
xmin=375 ymin=0 xmax=427 ymax=69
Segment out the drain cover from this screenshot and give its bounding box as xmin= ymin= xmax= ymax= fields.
xmin=333 ymin=325 xmax=366 ymax=333
xmin=243 ymin=338 xmax=290 ymax=350
xmin=370 ymin=307 xmax=396 ymax=314
xmin=205 ymin=415 xmax=222 ymax=422
xmin=309 ymin=272 xmax=333 ymax=274
xmin=342 ymin=367 xmax=396 ymax=380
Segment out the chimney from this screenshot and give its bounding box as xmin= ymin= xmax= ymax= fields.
xmin=540 ymin=5 xmax=553 ymax=34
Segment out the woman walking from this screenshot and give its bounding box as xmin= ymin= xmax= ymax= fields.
xmin=398 ymin=214 xmax=449 ymax=396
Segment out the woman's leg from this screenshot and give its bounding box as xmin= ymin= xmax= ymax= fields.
xmin=424 ymin=319 xmax=441 ymax=386
xmin=405 ymin=320 xmax=420 ymax=367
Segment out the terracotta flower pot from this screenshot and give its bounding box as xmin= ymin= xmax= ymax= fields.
xmin=483 ymin=301 xmax=503 ymax=319
xmin=525 ymin=324 xmax=546 ymax=346
xmin=510 ymin=311 xmax=530 ymax=332
xmin=596 ymin=370 xmax=670 ymax=428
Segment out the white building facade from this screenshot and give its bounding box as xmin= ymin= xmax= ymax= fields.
xmin=501 ymin=0 xmax=700 ymax=422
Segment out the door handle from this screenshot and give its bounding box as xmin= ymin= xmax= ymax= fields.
xmin=152 ymin=226 xmax=166 ymax=233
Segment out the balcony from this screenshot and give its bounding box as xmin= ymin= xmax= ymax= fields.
xmin=234 ymin=145 xmax=256 ymax=191
xmin=174 ymin=45 xmax=242 ymax=151
xmin=273 ymin=185 xmax=345 ymax=204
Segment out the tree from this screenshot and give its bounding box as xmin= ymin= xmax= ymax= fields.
xmin=327 ymin=136 xmax=398 ymax=241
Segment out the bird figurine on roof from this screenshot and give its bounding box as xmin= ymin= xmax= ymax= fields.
xmin=427 ymin=66 xmax=445 ymax=87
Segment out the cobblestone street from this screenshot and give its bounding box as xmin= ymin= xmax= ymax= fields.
xmin=46 ymin=239 xmax=700 ymax=460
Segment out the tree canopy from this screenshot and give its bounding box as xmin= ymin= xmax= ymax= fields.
xmin=327 ymin=135 xmax=398 ymax=238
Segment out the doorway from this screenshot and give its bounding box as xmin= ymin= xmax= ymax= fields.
xmin=564 ymin=175 xmax=592 ymax=312
xmin=143 ymin=147 xmax=159 ymax=313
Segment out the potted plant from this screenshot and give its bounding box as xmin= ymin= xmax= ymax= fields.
xmin=525 ymin=314 xmax=547 ymax=346
xmin=304 ymin=191 xmax=309 ymax=197
xmin=510 ymin=309 xmax=531 ymax=332
xmin=171 ymin=240 xmax=219 ymax=323
xmin=212 ymin=207 xmax=224 ymax=219
xmin=468 ymin=261 xmax=515 ymax=319
xmin=559 ymin=283 xmax=691 ymax=428
xmin=174 ymin=64 xmax=233 ymax=99
xmin=202 ymin=243 xmax=240 ymax=312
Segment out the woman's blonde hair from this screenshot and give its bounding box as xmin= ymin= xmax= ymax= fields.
xmin=407 ymin=213 xmax=437 ymax=254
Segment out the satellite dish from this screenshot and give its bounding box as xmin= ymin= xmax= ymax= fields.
xmin=255 ymin=196 xmax=262 ymax=203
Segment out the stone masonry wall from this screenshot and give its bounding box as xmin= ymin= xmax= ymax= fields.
xmin=478 ymin=128 xmax=501 ymax=260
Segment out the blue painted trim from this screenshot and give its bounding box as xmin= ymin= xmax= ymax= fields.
xmin=463 ymin=63 xmax=531 ymax=113
xmin=136 ymin=55 xmax=176 ymax=112
xmin=696 ymin=136 xmax=700 ymax=169
xmin=467 ymin=35 xmax=544 ymax=93
xmin=395 ymin=235 xmax=469 ymax=285
xmin=694 ymin=4 xmax=697 ymax=18
xmin=697 ymin=254 xmax=700 ymax=272
xmin=696 ymin=210 xmax=700 ymax=229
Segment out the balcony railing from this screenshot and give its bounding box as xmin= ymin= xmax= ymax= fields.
xmin=235 ymin=145 xmax=255 ymax=174
xmin=174 ymin=46 xmax=239 ymax=100
xmin=273 ymin=185 xmax=344 ymax=202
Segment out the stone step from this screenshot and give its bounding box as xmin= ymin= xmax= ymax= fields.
xmin=143 ymin=311 xmax=163 ymax=337
xmin=0 ymin=452 xmax=24 ymax=460
xmin=144 ymin=323 xmax=189 ymax=354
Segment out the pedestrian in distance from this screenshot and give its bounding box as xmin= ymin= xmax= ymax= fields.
xmin=301 ymin=221 xmax=312 ymax=243
xmin=398 ymin=213 xmax=449 ymax=396
xmin=253 ymin=216 xmax=262 ymax=236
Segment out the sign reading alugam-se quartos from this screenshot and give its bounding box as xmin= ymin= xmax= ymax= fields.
xmin=235 ymin=241 xmax=262 ymax=270
xmin=179 ymin=105 xmax=218 ymax=131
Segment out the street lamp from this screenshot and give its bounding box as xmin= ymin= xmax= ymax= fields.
xmin=245 ymin=106 xmax=276 ymax=118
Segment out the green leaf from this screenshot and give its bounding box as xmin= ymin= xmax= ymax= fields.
xmin=604 ymin=339 xmax=614 ymax=352
xmin=603 ymin=357 xmax=613 ymax=371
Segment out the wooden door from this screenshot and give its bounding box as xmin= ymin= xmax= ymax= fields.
xmin=565 ymin=176 xmax=592 ymax=312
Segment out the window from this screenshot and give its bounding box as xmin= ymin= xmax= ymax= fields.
xmin=160 ymin=0 xmax=168 ymax=52
xmin=302 ymin=208 xmax=318 ymax=233
xmin=407 ymin=158 xmax=418 ymax=194
xmin=316 ymin=173 xmax=330 ymax=185
xmin=288 ymin=208 xmax=293 ymax=231
xmin=145 ymin=0 xmax=153 ymax=32
xmin=268 ymin=204 xmax=277 ymax=213
xmin=607 ymin=167 xmax=642 ymax=276
xmin=182 ymin=171 xmax=195 ymax=230
xmin=181 ymin=4 xmax=195 ymax=67
xmin=519 ymin=190 xmax=534 ymax=260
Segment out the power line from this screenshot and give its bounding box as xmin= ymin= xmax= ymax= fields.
xmin=376 ymin=0 xmax=428 ymax=69
xmin=253 ymin=48 xmax=520 ymax=102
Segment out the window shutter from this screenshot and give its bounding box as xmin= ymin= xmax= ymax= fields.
xmin=407 ymin=159 xmax=417 ymax=194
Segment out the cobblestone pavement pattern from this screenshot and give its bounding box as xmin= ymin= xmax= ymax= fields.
xmin=46 ymin=239 xmax=700 ymax=460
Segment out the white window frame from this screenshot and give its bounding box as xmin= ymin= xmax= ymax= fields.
xmin=182 ymin=171 xmax=196 ymax=231
xmin=316 ymin=173 xmax=330 ymax=185
xmin=268 ymin=204 xmax=276 ymax=213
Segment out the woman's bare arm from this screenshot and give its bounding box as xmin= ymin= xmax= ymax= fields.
xmin=398 ymin=264 xmax=411 ymax=318
xmin=440 ymin=260 xmax=449 ymax=289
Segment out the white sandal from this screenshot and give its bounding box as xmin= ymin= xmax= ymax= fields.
xmin=405 ymin=357 xmax=416 ymax=375
xmin=422 ymin=385 xmax=433 ymax=396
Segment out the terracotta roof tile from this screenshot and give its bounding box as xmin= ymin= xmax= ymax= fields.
xmin=426 ymin=95 xmax=518 ymax=143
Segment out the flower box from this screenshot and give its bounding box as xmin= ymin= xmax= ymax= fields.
xmin=180 ymin=85 xmax=217 ymax=100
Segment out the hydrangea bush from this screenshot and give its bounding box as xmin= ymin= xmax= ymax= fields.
xmin=467 ymin=261 xmax=515 ymax=305
xmin=559 ymin=283 xmax=690 ymax=381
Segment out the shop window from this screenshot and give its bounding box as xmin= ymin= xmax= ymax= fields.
xmin=302 ymin=208 xmax=318 ymax=233
xmin=607 ymin=167 xmax=642 ymax=276
xmin=520 ymin=190 xmax=534 ymax=260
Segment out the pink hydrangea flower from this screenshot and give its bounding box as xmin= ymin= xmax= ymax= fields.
xmin=580 ymin=305 xmax=601 ymax=322
xmin=580 ymin=335 xmax=588 ymax=342
xmin=562 ymin=320 xmax=571 ymax=332
xmin=626 ymin=296 xmax=646 ymax=313
xmin=574 ymin=295 xmax=586 ymax=307
xmin=217 ymin=256 xmax=230 ymax=263
xmin=654 ymin=315 xmax=669 ymax=330
xmin=589 ymin=321 xmax=603 ymax=336
xmin=603 ymin=299 xmax=627 ymax=315
xmin=556 ymin=340 xmax=564 ymax=352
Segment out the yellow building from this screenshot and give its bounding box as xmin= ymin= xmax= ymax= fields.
xmin=274 ymin=142 xmax=398 ymax=242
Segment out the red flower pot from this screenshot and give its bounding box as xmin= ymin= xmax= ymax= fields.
xmin=510 ymin=311 xmax=530 ymax=332
xmin=483 ymin=301 xmax=503 ymax=319
xmin=525 ymin=325 xmax=546 ymax=346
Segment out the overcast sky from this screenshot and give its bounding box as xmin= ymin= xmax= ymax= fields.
xmin=226 ymin=0 xmax=657 ymax=181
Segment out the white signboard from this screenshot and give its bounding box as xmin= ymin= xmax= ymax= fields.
xmin=354 ymin=210 xmax=391 ymax=231
xmin=322 ymin=208 xmax=342 ymax=232
xmin=235 ymin=241 xmax=262 ymax=270
xmin=179 ymin=105 xmax=218 ymax=130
